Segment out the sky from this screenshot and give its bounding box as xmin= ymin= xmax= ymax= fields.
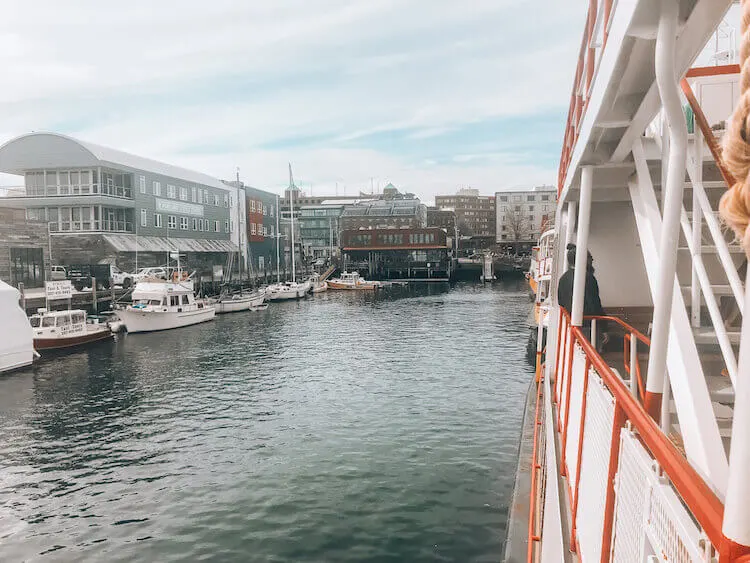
xmin=0 ymin=0 xmax=588 ymax=203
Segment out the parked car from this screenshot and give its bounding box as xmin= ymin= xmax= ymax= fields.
xmin=50 ymin=265 xmax=67 ymax=281
xmin=67 ymin=264 xmax=114 ymax=292
xmin=133 ymin=267 xmax=171 ymax=282
xmin=110 ymin=266 xmax=134 ymax=289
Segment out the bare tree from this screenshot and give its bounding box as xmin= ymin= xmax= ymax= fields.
xmin=504 ymin=208 xmax=529 ymax=246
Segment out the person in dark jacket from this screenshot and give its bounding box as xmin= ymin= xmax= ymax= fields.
xmin=557 ymin=244 xmax=608 ymax=347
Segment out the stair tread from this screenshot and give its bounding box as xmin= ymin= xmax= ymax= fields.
xmin=680 ymin=284 xmax=735 ymax=296
xmin=692 ymin=327 xmax=741 ymax=345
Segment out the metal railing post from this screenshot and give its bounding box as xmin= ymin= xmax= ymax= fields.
xmin=571 ymin=166 xmax=593 ymax=327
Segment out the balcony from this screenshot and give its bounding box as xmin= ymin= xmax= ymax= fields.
xmin=50 ymin=220 xmax=134 ymax=234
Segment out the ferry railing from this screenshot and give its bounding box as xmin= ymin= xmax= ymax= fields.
xmin=558 ymin=0 xmax=615 ymax=192
xmin=549 ymin=307 xmax=727 ymax=561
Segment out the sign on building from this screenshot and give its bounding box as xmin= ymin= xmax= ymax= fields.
xmin=45 ymin=280 xmax=73 ymax=300
xmin=155 ymin=198 xmax=204 ymax=217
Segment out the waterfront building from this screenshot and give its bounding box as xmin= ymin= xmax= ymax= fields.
xmin=494 ymin=184 xmax=556 ymax=246
xmin=244 ymin=185 xmax=279 ymax=279
xmin=0 ymin=207 xmax=51 ymax=288
xmin=426 ymin=206 xmax=456 ymax=234
xmin=340 ymin=226 xmax=451 ymax=280
xmin=0 ymin=133 xmax=238 ymax=278
xmin=434 ymin=188 xmax=495 ymax=237
xmin=340 ymin=193 xmax=427 ymax=231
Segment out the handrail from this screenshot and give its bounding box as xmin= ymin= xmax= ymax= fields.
xmin=571 ymin=326 xmax=725 ymax=549
xmin=680 ymin=77 xmax=737 ymax=188
xmin=582 ymin=313 xmax=651 ymax=346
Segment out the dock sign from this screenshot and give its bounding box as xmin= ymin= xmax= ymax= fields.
xmin=45 ymin=280 xmax=73 ymax=300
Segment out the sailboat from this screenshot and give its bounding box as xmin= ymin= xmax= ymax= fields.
xmin=267 ymin=164 xmax=311 ymax=301
xmin=209 ymin=249 xmax=267 ymax=313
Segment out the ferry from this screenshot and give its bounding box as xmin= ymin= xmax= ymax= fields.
xmin=327 ymin=272 xmax=381 ymax=291
xmin=506 ymin=2 xmax=750 ymax=562
xmin=0 ymin=280 xmax=34 ymax=372
xmin=116 ymin=278 xmax=215 ymax=333
xmin=29 ymin=309 xmax=113 ymax=350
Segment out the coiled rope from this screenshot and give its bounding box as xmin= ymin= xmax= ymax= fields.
xmin=721 ymin=0 xmax=750 ymax=254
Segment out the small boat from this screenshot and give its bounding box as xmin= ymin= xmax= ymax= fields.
xmin=30 ymin=308 xmax=113 ymax=350
xmin=0 ymin=280 xmax=34 ymax=371
xmin=327 ymin=271 xmax=381 ymax=291
xmin=210 ymin=289 xmax=266 ymax=314
xmin=310 ymin=274 xmax=328 ymax=293
xmin=115 ymin=278 xmax=215 ymax=333
xmin=266 ymin=281 xmax=309 ymax=301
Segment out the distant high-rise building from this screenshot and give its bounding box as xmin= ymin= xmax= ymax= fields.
xmin=494 ymin=185 xmax=556 ymax=245
xmin=434 ymin=188 xmax=495 ymax=237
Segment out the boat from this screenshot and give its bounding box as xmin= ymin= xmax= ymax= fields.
xmin=507 ymin=3 xmax=750 ymax=562
xmin=210 ymin=289 xmax=266 ymax=313
xmin=29 ymin=308 xmax=113 ymax=350
xmin=311 ymin=276 xmax=328 ymax=293
xmin=327 ymin=271 xmax=381 ymax=291
xmin=0 ymin=280 xmax=34 ymax=372
xmin=526 ymin=229 xmax=554 ymax=300
xmin=115 ymin=278 xmax=215 ymax=333
xmin=268 ymin=164 xmax=311 ymax=302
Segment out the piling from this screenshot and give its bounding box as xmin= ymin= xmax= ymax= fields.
xmin=91 ymin=277 xmax=98 ymax=314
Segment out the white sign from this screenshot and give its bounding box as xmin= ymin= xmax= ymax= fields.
xmin=45 ymin=280 xmax=73 ymax=300
xmin=155 ymin=197 xmax=204 ymax=217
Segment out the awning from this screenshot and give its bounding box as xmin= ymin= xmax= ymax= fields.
xmin=103 ymin=234 xmax=238 ymax=253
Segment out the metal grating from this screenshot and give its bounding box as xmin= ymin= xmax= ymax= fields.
xmin=647 ymin=479 xmax=707 ymax=562
xmin=576 ymin=372 xmax=615 ymax=562
xmin=612 ymin=428 xmax=652 ymax=562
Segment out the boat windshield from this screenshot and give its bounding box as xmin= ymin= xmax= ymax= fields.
xmin=42 ymin=317 xmax=55 ymax=327
xmin=29 ymin=317 xmax=41 ymax=328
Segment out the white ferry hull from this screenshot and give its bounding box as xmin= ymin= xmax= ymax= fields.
xmin=118 ymin=307 xmax=215 ymax=333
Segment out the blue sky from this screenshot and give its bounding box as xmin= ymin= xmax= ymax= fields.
xmin=0 ymin=0 xmax=588 ymax=202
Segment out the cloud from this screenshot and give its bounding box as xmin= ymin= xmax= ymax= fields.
xmin=0 ymin=0 xmax=589 ymax=202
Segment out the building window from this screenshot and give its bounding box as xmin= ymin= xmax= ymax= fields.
xmin=263 ymin=205 xmax=267 ymax=215
xmin=251 ymin=223 xmax=256 ymax=235
xmin=168 ymin=215 xmax=176 ymax=229
xmin=270 ymin=205 xmax=274 ymax=217
xmin=198 ymin=188 xmax=203 ymax=203
xmin=166 ymin=184 xmax=175 ymax=198
xmin=192 ymin=187 xmax=197 ymax=203
xmin=224 ymin=221 xmax=229 ymax=233
xmin=257 ymin=223 xmax=263 ymax=235
xmin=527 ymin=195 xmax=535 ymax=202
xmin=153 ymin=181 xmax=161 ymax=196
xmin=10 ymin=247 xmax=45 ymax=288
xmin=499 ymin=196 xmax=508 ymax=202
xmin=204 ymin=191 xmax=210 ymax=204
xmin=541 ymin=195 xmax=550 ymax=201
xmin=198 ymin=219 xmax=204 ymax=232
xmin=529 ymin=205 xmax=534 ymax=211
xmin=180 ymin=187 xmax=188 ymax=201
xmin=250 ymin=200 xmax=255 ymax=212
xmin=501 ymin=234 xmax=507 ymax=240
xmin=140 ymin=208 xmax=147 ymax=227
xmin=214 ymin=220 xmax=220 ymax=232
xmin=223 ymin=194 xmax=228 ymax=208
xmin=515 ymin=206 xmax=521 ymax=212
xmin=192 ymin=218 xmax=198 ymax=230
xmin=154 ymin=213 xmax=163 ymax=228
xmin=213 ymin=194 xmax=219 ymax=206
xmin=180 ymin=217 xmax=188 ymax=230
xmin=139 ymin=175 xmax=146 ymax=194
xmin=229 ymin=195 xmax=233 ymax=208
xmin=230 ymin=220 xmax=234 ymax=233
xmin=263 ymin=226 xmax=267 ymax=236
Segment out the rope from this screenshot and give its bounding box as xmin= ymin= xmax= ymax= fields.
xmin=721 ymin=0 xmax=750 ymax=255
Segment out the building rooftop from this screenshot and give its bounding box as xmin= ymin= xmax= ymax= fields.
xmin=0 ymin=132 xmax=230 ymax=191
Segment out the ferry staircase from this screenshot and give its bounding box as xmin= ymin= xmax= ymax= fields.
xmin=525 ymin=1 xmax=750 ymax=561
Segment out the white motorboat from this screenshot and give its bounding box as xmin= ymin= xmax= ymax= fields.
xmin=116 ymin=279 xmax=215 ymax=333
xmin=211 ymin=289 xmax=266 ymax=313
xmin=310 ymin=274 xmax=327 ymax=293
xmin=29 ymin=309 xmax=113 ymax=350
xmin=327 ymin=272 xmax=381 ymax=291
xmin=0 ymin=280 xmax=34 ymax=372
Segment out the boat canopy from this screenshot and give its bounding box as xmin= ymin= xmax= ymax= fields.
xmin=0 ymin=280 xmax=34 ymax=372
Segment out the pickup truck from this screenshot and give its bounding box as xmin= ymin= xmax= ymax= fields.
xmin=66 ymin=264 xmax=135 ymax=291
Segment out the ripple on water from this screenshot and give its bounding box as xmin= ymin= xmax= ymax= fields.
xmin=0 ymin=281 xmax=533 ymax=562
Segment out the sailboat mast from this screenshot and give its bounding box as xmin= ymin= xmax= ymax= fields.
xmin=289 ymin=164 xmax=296 ymax=283
xmin=275 ymin=194 xmax=281 ymax=283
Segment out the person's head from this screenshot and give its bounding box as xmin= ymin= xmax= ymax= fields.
xmin=566 ymin=244 xmax=593 ymax=270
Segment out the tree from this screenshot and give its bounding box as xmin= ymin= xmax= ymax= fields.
xmin=505 ymin=208 xmax=529 ymax=247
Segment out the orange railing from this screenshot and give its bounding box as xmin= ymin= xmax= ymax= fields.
xmin=537 ymin=307 xmax=727 ymax=560
xmin=558 ymin=0 xmax=615 ymax=193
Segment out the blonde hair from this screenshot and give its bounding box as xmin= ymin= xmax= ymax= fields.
xmin=721 ymin=1 xmax=750 ymax=253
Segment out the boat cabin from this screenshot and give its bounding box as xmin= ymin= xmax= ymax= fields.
xmin=30 ymin=309 xmax=90 ymax=337
xmin=130 ymin=281 xmax=205 ymax=312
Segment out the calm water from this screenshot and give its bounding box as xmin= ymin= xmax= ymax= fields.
xmin=0 ymin=282 xmax=532 ymax=562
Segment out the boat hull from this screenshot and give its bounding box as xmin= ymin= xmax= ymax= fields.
xmin=327 ymin=281 xmax=379 ymax=291
xmin=34 ymin=328 xmax=113 ymax=350
xmin=117 ymin=307 xmax=215 ymax=333
xmin=214 ymin=293 xmax=266 ymax=313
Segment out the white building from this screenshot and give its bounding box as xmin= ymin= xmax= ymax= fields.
xmin=495 ymin=185 xmax=556 ymax=245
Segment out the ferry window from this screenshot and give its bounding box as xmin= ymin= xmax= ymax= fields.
xmin=170 ymin=296 xmax=180 ymax=307
xmin=29 ymin=317 xmax=40 ymax=327
xmin=149 ymin=299 xmax=161 ymax=306
xmin=139 ymin=175 xmax=146 ymax=194
xmin=43 ymin=317 xmax=55 ymax=327
xmin=181 ymin=295 xmax=190 ymax=305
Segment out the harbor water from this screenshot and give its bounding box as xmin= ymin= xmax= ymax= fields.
xmin=0 ymin=282 xmax=532 ymax=562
